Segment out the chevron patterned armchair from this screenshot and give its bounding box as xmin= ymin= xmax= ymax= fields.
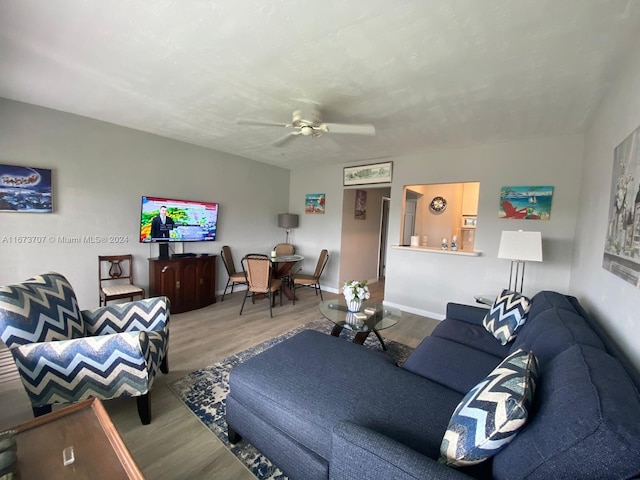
xmin=0 ymin=272 xmax=170 ymax=425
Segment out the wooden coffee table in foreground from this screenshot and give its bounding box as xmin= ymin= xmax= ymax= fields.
xmin=5 ymin=398 xmax=143 ymax=479
xmin=319 ymin=299 xmax=401 ymax=350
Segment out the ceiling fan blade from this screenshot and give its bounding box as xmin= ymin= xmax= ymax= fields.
xmin=236 ymin=119 xmax=289 ymax=127
xmin=321 ymin=123 xmax=376 ymax=135
xmin=272 ymin=131 xmax=302 ymax=147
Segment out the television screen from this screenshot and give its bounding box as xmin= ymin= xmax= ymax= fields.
xmin=140 ymin=196 xmax=218 ymax=242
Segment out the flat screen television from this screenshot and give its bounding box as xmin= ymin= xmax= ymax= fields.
xmin=140 ymin=196 xmax=218 ymax=242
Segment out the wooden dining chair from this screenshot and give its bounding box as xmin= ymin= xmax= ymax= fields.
xmin=292 ymin=249 xmax=329 ymax=304
xmin=220 ymin=246 xmax=247 ymax=302
xmin=240 ymin=254 xmax=282 ymax=317
xmin=98 ymin=254 xmax=145 ymax=306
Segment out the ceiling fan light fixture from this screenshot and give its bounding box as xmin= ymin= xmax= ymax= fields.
xmin=300 ymin=125 xmax=314 ymax=136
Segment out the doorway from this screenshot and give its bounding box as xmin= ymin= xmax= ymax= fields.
xmin=339 ymin=187 xmax=391 ymax=286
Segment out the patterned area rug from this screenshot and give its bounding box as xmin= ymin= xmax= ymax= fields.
xmin=168 ymin=319 xmax=413 ymax=480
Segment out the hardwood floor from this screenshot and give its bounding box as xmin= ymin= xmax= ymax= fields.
xmin=0 ymin=280 xmax=439 ymax=479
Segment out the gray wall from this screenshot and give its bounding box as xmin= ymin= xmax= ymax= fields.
xmin=571 ymin=44 xmax=640 ymax=370
xmin=291 ymin=134 xmax=584 ymax=319
xmin=0 ymin=99 xmax=290 ymax=307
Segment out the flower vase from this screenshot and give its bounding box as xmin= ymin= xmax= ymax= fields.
xmin=346 ymin=298 xmax=362 ymax=312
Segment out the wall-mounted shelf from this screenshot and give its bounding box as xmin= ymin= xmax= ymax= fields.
xmin=391 ymin=245 xmax=481 ymax=257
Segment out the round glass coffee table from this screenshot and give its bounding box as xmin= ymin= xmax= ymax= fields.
xmin=318 ymin=299 xmax=401 ymax=350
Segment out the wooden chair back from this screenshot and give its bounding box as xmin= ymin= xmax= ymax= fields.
xmin=98 ymin=255 xmax=145 ymax=305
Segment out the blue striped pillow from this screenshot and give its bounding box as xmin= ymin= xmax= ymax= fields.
xmin=483 ymin=289 xmax=531 ymax=345
xmin=440 ymin=349 xmax=538 ymax=466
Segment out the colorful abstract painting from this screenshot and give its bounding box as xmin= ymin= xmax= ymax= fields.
xmin=499 ymin=186 xmax=553 ymax=220
xmin=0 ymin=164 xmax=52 ymax=212
xmin=603 ymin=124 xmax=640 ymax=287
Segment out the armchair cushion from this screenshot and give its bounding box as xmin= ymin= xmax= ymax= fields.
xmin=0 ymin=272 xmax=84 ymax=347
xmin=11 ymin=331 xmax=150 ymax=407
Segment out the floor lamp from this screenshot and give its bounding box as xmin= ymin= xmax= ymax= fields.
xmin=497 ymin=230 xmax=543 ymax=293
xmin=278 ymin=213 xmax=299 ymax=244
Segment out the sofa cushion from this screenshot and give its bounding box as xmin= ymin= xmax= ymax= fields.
xmin=492 ymin=344 xmax=640 ymax=479
xmin=482 ymin=290 xmax=531 ymax=345
xmin=440 ymin=349 xmax=538 ymax=467
xmin=526 ymin=290 xmax=579 ymax=319
xmin=510 ymin=308 xmax=605 ymax=368
xmin=431 ymin=319 xmax=511 ymax=358
xmin=402 ymin=336 xmax=502 ymax=394
xmin=228 ymin=330 xmax=464 ymax=463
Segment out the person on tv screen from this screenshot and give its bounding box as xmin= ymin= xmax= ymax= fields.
xmin=150 ymin=205 xmax=175 ymax=239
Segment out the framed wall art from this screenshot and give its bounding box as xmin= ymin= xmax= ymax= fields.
xmin=343 ymin=161 xmax=392 ymax=186
xmin=603 ymin=123 xmax=640 ymax=287
xmin=305 ymin=193 xmax=325 ymax=214
xmin=0 ymin=164 xmax=52 ymax=213
xmin=499 ymin=186 xmax=553 ymax=220
xmin=355 ymin=190 xmax=367 ymax=219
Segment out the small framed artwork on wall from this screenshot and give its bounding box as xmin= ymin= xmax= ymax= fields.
xmin=305 ymin=193 xmax=325 ymax=214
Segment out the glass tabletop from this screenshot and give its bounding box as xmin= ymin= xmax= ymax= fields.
xmin=318 ymin=299 xmax=400 ymax=333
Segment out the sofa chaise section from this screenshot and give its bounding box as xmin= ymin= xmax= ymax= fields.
xmin=225 ymin=291 xmax=640 ymax=479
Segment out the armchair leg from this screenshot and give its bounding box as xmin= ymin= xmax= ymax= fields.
xmin=228 ymin=424 xmax=242 ymax=444
xmin=32 ymin=404 xmax=52 ymax=418
xmin=137 ymin=393 xmax=152 ymax=425
xmin=160 ymin=352 xmax=169 ymax=374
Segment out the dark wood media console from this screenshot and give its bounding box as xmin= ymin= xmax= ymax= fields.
xmin=149 ymin=255 xmax=217 ymax=313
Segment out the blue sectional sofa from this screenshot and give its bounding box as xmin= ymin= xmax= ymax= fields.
xmin=225 ymin=291 xmax=640 ymax=479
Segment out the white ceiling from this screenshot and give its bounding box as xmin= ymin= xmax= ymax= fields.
xmin=1 ymin=1 xmax=640 ymax=170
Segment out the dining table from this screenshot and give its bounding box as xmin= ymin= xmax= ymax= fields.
xmin=270 ymin=254 xmax=304 ymax=301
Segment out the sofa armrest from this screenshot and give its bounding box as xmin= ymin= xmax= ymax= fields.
xmin=330 ymin=421 xmax=473 ymax=480
xmin=446 ymin=303 xmax=488 ymax=326
xmin=82 ymin=296 xmax=170 ymax=335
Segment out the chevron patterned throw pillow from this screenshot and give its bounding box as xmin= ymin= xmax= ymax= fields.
xmin=482 ymin=289 xmax=531 ymax=345
xmin=440 ymin=349 xmax=538 ymax=467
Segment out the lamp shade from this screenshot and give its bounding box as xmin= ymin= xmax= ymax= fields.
xmin=498 ymin=231 xmax=543 ymax=262
xmin=278 ymin=213 xmax=299 ymax=229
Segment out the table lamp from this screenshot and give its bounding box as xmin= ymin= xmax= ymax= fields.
xmin=497 ymin=230 xmax=543 ymax=293
xmin=278 ymin=213 xmax=299 ymax=243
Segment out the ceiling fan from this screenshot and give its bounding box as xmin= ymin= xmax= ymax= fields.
xmin=236 ymin=107 xmax=375 ymax=147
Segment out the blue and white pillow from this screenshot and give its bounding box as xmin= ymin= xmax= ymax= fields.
xmin=440 ymin=349 xmax=538 ymax=467
xmin=483 ymin=289 xmax=531 ymax=345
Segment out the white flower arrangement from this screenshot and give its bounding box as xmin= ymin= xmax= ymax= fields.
xmin=343 ymin=280 xmax=371 ymax=302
